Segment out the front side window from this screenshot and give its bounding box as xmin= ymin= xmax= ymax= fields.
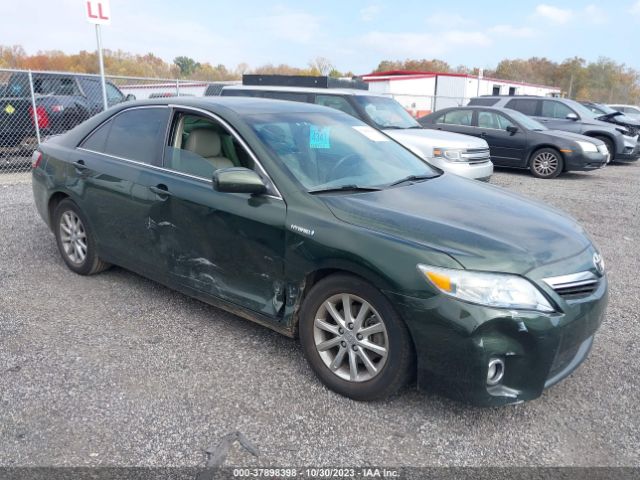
xmin=541 ymin=101 xmax=574 ymax=119
xmin=164 ymin=112 xmax=254 ymax=179
xmin=478 ymin=111 xmax=515 ymax=130
xmin=105 ymin=83 xmax=124 ymax=103
xmin=314 ymin=95 xmax=358 ymax=117
xmin=246 ymin=111 xmax=438 ymax=191
xmin=81 ymin=107 xmax=169 ymax=165
xmin=437 ymin=110 xmax=473 ymax=126
xmin=352 ymin=95 xmax=420 ymax=129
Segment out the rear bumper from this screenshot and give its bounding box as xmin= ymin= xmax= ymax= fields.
xmin=385 ymin=274 xmax=608 ymax=406
xmin=427 ymin=158 xmax=493 ymax=181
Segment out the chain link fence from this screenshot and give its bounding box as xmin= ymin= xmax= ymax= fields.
xmin=0 ymin=68 xmax=237 ymax=176
xmin=0 ymin=68 xmax=469 ymax=177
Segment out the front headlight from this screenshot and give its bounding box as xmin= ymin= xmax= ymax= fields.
xmin=433 ymin=147 xmax=464 ymax=162
xmin=576 ymin=140 xmax=598 ymax=153
xmin=417 ymin=265 xmax=555 ymax=313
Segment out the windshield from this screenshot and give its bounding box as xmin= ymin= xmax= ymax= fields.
xmin=246 ymin=111 xmax=438 ymax=191
xmin=563 ymin=98 xmax=601 ymax=119
xmin=593 ymin=103 xmax=616 ymax=115
xmin=505 ymin=109 xmax=547 ymax=130
xmin=353 ymin=95 xmax=421 ymax=129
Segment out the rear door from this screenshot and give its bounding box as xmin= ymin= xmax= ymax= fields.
xmin=77 ymin=106 xmax=171 ymax=271
xmin=476 ymin=110 xmax=527 ymax=166
xmin=141 ymin=108 xmax=288 ymax=318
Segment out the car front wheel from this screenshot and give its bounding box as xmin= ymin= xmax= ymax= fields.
xmin=530 ymin=148 xmax=563 ymax=179
xmin=299 ymin=274 xmax=414 ymax=400
xmin=53 ymin=198 xmax=110 ymax=275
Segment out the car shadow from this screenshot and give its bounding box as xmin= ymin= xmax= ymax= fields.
xmin=492 ymin=166 xmax=602 ymax=181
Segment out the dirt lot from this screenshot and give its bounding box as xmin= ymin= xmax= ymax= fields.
xmin=0 ymin=163 xmax=638 ymax=467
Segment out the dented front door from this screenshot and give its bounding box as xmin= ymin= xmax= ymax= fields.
xmin=144 ymin=169 xmax=287 ymax=318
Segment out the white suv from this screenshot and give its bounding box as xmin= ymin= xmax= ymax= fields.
xmin=221 ymin=85 xmax=493 ymax=181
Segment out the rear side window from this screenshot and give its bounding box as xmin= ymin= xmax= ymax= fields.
xmin=541 ymin=101 xmax=574 ymax=119
xmin=436 ymin=110 xmax=473 ymax=126
xmin=468 ymin=98 xmax=499 ymax=106
xmin=261 ymin=91 xmax=310 ymax=103
xmin=81 ymin=107 xmax=170 ymax=165
xmin=505 ymin=99 xmax=538 ymax=116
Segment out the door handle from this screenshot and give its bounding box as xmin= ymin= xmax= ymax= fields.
xmin=149 ymin=184 xmax=173 ymax=199
xmin=72 ymin=160 xmax=87 ymax=170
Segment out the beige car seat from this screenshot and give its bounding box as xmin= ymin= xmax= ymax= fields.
xmin=185 ymin=128 xmax=234 ymax=169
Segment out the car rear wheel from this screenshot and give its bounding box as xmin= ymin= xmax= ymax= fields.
xmin=299 ymin=274 xmax=414 ymax=400
xmin=53 ymin=198 xmax=110 ymax=275
xmin=530 ymin=148 xmax=563 ymax=179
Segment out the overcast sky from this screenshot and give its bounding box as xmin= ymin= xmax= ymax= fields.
xmin=3 ymin=0 xmax=640 ymax=73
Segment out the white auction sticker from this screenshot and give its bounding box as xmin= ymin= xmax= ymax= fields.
xmin=352 ymin=125 xmax=389 ymax=142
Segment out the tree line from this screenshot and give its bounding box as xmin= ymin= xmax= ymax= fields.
xmin=1 ymin=45 xmax=638 ymax=103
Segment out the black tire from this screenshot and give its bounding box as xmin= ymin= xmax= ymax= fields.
xmin=53 ymin=198 xmax=110 ymax=275
xmin=592 ymin=136 xmax=615 ymax=163
xmin=529 ymin=147 xmax=564 ymax=179
xmin=299 ymin=274 xmax=414 ymax=401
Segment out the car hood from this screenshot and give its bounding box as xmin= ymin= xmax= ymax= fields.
xmin=320 ymin=175 xmax=591 ymax=275
xmin=597 ymin=112 xmax=640 ymax=127
xmin=542 ymin=129 xmax=605 ymax=145
xmin=383 ymin=128 xmax=488 ymax=157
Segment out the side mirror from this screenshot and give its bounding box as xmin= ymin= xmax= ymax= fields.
xmin=212 ymin=167 xmax=267 ymax=194
xmin=566 ymin=113 xmax=578 ymax=121
xmin=506 ymin=125 xmax=519 ymax=134
xmin=125 ymin=94 xmax=136 ymax=101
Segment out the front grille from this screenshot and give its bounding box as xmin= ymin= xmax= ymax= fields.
xmin=543 ymin=271 xmax=600 ymax=299
xmin=461 ymin=148 xmax=491 ymax=163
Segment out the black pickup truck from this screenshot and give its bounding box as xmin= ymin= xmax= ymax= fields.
xmin=0 ymin=72 xmax=133 ymax=147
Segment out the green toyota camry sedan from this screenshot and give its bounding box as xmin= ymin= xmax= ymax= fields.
xmin=31 ymin=97 xmax=608 ymax=406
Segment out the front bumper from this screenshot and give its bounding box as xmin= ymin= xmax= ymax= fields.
xmin=386 ymin=273 xmax=608 ymax=406
xmin=427 ymin=157 xmax=493 ymax=181
xmin=613 ymin=136 xmax=640 ymax=162
xmin=564 ymin=150 xmax=608 ymax=171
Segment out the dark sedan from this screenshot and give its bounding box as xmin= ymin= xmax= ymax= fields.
xmin=32 ymin=97 xmax=607 ymax=406
xmin=419 ymin=106 xmax=609 ymax=178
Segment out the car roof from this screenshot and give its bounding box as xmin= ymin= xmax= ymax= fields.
xmin=126 ymin=95 xmax=339 ymax=115
xmin=222 ymin=85 xmax=383 ymax=97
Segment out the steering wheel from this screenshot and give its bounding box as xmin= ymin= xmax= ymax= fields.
xmin=327 ymin=153 xmax=362 ymax=180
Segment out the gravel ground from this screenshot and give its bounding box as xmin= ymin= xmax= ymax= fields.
xmin=0 ymin=163 xmax=638 ymax=468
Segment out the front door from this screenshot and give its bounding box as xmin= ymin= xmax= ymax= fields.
xmin=476 ymin=110 xmax=527 ymax=166
xmin=142 ymin=110 xmax=288 ymax=318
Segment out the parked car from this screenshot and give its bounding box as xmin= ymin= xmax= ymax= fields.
xmin=0 ymin=72 xmax=134 ymax=147
xmin=607 ymin=104 xmax=640 ymax=120
xmin=580 ymin=102 xmax=640 ymax=135
xmin=32 ymin=96 xmax=608 ymax=406
xmin=468 ymin=96 xmax=640 ymax=163
xmin=221 ymin=77 xmax=493 ymax=181
xmin=419 ymin=106 xmax=609 ymax=178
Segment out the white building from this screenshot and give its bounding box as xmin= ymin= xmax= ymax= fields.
xmin=361 ymin=70 xmax=561 ymax=117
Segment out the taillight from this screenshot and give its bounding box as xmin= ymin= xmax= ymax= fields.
xmin=29 ymin=105 xmax=50 ymax=129
xmin=31 ymin=150 xmax=43 ymax=169
xmin=51 ymin=105 xmax=64 ymax=113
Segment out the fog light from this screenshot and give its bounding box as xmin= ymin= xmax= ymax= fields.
xmin=487 ymin=358 xmax=504 ymax=386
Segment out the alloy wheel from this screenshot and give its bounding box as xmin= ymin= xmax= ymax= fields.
xmin=532 ymin=152 xmax=559 ymax=176
xmin=313 ymin=293 xmax=389 ymax=382
xmin=59 ymin=210 xmax=88 ymax=265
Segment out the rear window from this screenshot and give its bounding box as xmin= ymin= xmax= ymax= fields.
xmin=468 ymin=98 xmax=499 ymax=106
xmin=505 ymin=99 xmax=538 ymax=116
xmin=81 ymin=107 xmax=170 ymax=165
